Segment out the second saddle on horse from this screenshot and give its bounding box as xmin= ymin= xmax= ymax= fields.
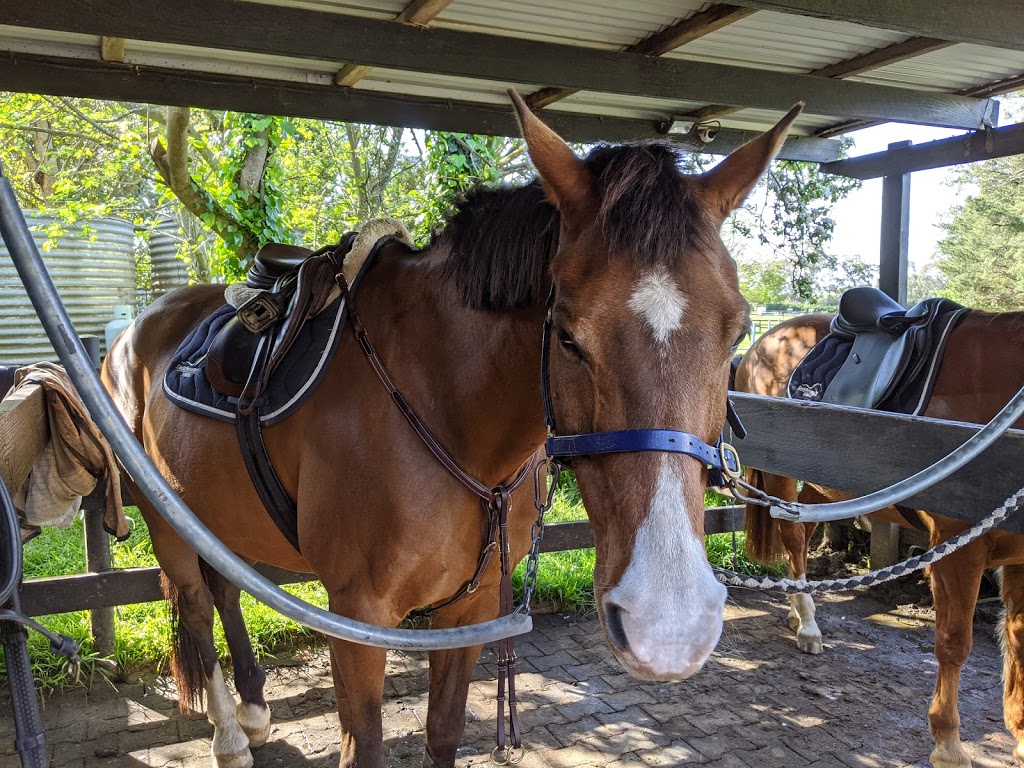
xmin=789 ymin=286 xmax=966 ymax=415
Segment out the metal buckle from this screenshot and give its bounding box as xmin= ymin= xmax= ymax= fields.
xmin=237 ymin=291 xmax=283 ymax=333
xmin=718 ymin=442 xmax=741 ymax=480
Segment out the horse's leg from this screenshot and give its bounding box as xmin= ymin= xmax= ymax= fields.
xmin=326 ymin=591 xmax=393 ymax=768
xmin=143 ymin=501 xmax=253 ymax=768
xmin=205 ymin=566 xmax=271 ymax=748
xmin=928 ymin=541 xmax=986 ymax=768
xmin=422 ymin=595 xmax=496 ymax=768
xmin=778 ymin=518 xmax=821 ymax=654
xmin=999 ymin=563 xmax=1024 ymax=764
xmin=766 ymin=475 xmax=822 ymax=655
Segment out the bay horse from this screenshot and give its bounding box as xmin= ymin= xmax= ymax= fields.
xmin=734 ymin=311 xmax=1024 ymax=768
xmin=102 ymin=92 xmax=801 ymax=768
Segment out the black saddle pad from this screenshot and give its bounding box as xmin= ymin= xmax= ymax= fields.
xmin=788 ymin=298 xmax=966 ymax=416
xmin=163 ymin=293 xmax=346 ymax=426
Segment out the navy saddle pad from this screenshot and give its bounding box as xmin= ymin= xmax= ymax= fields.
xmin=788 ymin=296 xmax=966 ymax=416
xmin=163 ymin=293 xmax=346 ymax=426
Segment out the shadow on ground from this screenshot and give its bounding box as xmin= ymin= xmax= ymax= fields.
xmin=0 ymin=588 xmax=1013 ymax=768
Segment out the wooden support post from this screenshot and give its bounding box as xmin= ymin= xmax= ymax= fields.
xmin=879 ymin=140 xmax=911 ymax=305
xmin=871 ymin=146 xmax=913 ymax=567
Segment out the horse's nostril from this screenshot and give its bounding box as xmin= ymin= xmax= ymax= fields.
xmin=603 ymin=600 xmax=630 ymax=653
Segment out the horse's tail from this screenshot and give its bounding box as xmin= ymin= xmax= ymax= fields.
xmin=743 ymin=469 xmax=785 ymax=563
xmin=162 ymin=571 xmax=209 ymax=715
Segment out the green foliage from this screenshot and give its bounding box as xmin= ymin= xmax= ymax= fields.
xmin=731 ymin=153 xmax=860 ymax=300
xmin=0 ymin=94 xmax=155 ymax=220
xmin=812 ymin=257 xmax=878 ymax=310
xmin=737 ymin=258 xmax=795 ymax=308
xmin=939 ymin=154 xmax=1024 ymax=310
xmin=179 ymin=112 xmax=298 ymax=282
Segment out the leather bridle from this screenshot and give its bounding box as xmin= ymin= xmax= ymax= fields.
xmin=539 ymin=287 xmax=745 ymax=484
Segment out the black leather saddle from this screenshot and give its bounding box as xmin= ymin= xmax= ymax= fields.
xmin=815 ymin=286 xmax=966 ymax=411
xmin=246 ymin=243 xmax=315 ymax=290
xmin=206 ymin=237 xmax=355 ymax=404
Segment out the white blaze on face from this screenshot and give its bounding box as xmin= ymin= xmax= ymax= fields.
xmin=604 ymin=456 xmax=727 ymax=680
xmin=627 ymin=268 xmax=689 ymax=354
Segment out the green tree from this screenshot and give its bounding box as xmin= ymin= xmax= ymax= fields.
xmin=731 ymin=157 xmax=860 ymax=301
xmin=736 ymin=258 xmax=794 ymax=308
xmin=938 ymin=154 xmax=1024 ymax=310
xmin=813 ymin=257 xmax=878 ymax=309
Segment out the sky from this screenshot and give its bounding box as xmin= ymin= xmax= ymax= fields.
xmin=821 ymin=96 xmax=1021 ymax=274
xmin=827 ymin=123 xmax=973 ymax=273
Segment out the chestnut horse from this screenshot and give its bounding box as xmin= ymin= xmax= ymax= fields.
xmin=735 ymin=311 xmax=1024 ymax=768
xmin=102 ymin=93 xmax=800 ymax=768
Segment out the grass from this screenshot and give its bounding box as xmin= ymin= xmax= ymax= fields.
xmin=8 ymin=473 xmax=783 ymax=690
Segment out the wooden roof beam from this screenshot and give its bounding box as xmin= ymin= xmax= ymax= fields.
xmin=1 ymin=0 xmax=998 ymax=129
xmin=99 ymin=36 xmax=125 ymax=63
xmin=816 ymin=70 xmax=1024 ymax=139
xmin=334 ymin=0 xmax=453 ymax=87
xmin=0 ymin=52 xmax=844 ymax=163
xmin=821 ymin=121 xmax=1024 ymax=179
xmin=526 ymin=4 xmax=757 ymax=109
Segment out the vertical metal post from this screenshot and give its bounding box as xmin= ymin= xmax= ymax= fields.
xmin=872 ymin=140 xmax=912 ymax=568
xmin=79 ymin=335 xmax=116 ymax=659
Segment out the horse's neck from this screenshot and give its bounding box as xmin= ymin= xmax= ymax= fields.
xmin=357 ymin=253 xmax=549 ymax=485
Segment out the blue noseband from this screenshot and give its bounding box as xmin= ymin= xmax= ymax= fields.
xmin=540 ymin=289 xmax=744 ymax=484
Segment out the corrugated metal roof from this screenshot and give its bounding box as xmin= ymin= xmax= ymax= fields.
xmin=1 ymin=0 xmax=1022 ymax=138
xmin=666 ymin=11 xmax=910 ymax=74
xmin=432 ymin=0 xmax=707 ymax=49
xmin=853 ymin=44 xmax=1024 ymax=94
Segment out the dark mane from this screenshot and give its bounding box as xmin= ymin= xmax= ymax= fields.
xmin=434 ymin=142 xmax=712 ymax=311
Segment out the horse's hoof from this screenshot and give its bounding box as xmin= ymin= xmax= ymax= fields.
xmin=421 ymin=748 xmax=446 ymax=768
xmin=929 ymin=741 xmax=972 ymax=768
xmin=212 ymin=722 xmax=254 ymax=768
xmin=211 ymin=746 xmax=254 ymax=768
xmin=787 ymin=610 xmax=800 ymax=632
xmin=236 ymin=702 xmax=271 ymax=748
xmin=796 ymin=630 xmax=822 ymax=655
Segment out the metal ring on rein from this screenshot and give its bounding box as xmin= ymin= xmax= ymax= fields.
xmin=713 ymin=483 xmax=1024 ymax=594
xmin=491 ymin=745 xmax=526 ymax=765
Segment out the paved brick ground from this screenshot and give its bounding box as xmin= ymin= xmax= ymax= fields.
xmin=1 ymin=589 xmax=1016 ymax=768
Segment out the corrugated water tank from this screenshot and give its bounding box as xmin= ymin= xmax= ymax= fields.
xmin=149 ymin=217 xmax=190 ymax=296
xmin=0 ymin=213 xmax=136 ymax=364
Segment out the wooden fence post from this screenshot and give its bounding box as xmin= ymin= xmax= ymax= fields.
xmin=80 ymin=335 xmax=117 ymax=659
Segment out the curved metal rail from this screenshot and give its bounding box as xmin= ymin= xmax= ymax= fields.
xmin=768 ymin=380 xmax=1024 ymax=523
xmin=0 ymin=171 xmax=531 ymax=651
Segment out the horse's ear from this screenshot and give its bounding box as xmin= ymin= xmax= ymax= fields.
xmin=699 ymin=103 xmax=804 ymax=221
xmin=508 ymin=88 xmax=597 ymax=226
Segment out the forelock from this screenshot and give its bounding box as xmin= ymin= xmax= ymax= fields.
xmin=583 ymin=143 xmax=715 ymax=267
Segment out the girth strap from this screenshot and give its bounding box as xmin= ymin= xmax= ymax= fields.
xmin=236 ymin=408 xmax=301 ymax=551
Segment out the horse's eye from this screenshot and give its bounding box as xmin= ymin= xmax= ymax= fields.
xmin=731 ymin=327 xmax=750 ymax=351
xmin=557 ymin=327 xmax=586 ymax=362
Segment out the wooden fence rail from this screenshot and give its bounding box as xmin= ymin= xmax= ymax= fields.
xmin=18 ymin=500 xmax=745 ymax=617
